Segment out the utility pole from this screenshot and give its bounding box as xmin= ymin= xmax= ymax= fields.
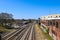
xmin=38 ymin=18 xmax=41 ymax=25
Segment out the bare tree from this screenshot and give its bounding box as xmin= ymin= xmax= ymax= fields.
xmin=0 ymin=13 xmax=13 ymax=19
xmin=0 ymin=12 xmax=14 ymax=28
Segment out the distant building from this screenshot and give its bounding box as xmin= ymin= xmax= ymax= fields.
xmin=11 ymin=24 xmax=20 ymax=28
xmin=40 ymin=14 xmax=60 ymax=40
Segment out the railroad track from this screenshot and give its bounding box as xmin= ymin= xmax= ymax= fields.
xmin=20 ymin=25 xmax=32 ymax=40
xmin=11 ymin=25 xmax=30 ymax=40
xmin=32 ymin=25 xmax=35 ymax=40
xmin=2 ymin=23 xmax=35 ymax=40
xmin=2 ymin=24 xmax=28 ymax=40
xmin=20 ymin=24 xmax=35 ymax=40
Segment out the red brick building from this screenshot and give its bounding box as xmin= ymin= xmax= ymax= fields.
xmin=40 ymin=14 xmax=60 ymax=40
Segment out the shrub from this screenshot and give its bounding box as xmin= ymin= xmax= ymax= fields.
xmin=46 ymin=28 xmax=49 ymax=34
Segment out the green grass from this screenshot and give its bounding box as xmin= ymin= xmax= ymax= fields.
xmin=0 ymin=26 xmax=14 ymax=32
xmin=46 ymin=33 xmax=54 ymax=40
xmin=37 ymin=24 xmax=54 ymax=40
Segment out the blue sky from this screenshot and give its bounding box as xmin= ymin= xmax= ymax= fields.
xmin=0 ymin=0 xmax=60 ymax=19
